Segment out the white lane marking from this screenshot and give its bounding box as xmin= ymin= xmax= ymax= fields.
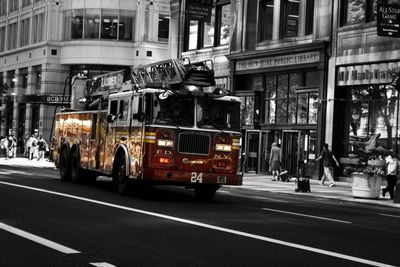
xmin=0 ymin=181 xmax=394 ymax=267
xmin=90 ymin=263 xmax=117 ymax=267
xmin=0 ymin=222 xmax=80 ymax=254
xmin=262 ymin=207 xmax=352 ymax=224
xmin=379 ymin=213 xmax=400 ymax=219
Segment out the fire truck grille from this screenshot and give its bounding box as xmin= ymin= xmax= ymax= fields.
xmin=178 ymin=133 xmax=210 ymax=155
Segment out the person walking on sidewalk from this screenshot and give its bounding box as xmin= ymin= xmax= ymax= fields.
xmin=269 ymin=142 xmax=281 ymax=181
xmin=316 ymin=143 xmax=339 ymax=187
xmin=37 ymin=135 xmax=48 ymax=161
xmin=383 ymin=152 xmax=398 ymax=199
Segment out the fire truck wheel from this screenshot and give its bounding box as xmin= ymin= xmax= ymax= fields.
xmin=59 ymin=149 xmax=71 ymax=181
xmin=70 ymin=150 xmax=82 ymax=183
xmin=113 ymin=155 xmax=129 ymax=194
xmin=194 ymin=185 xmax=219 ymax=200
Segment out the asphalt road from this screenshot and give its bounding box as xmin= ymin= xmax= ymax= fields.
xmin=0 ymin=164 xmax=399 ymax=267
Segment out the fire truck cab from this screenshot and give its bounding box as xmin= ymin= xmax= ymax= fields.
xmin=53 ymin=59 xmax=243 ymax=199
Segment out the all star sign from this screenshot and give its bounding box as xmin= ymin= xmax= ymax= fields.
xmin=377 ymin=3 xmax=400 ymax=37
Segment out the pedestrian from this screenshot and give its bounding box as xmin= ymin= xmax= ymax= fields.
xmin=37 ymin=135 xmax=48 ymax=161
xmin=383 ymin=152 xmax=398 ymax=199
xmin=269 ymin=142 xmax=281 ymax=181
xmin=29 ymin=134 xmax=38 ymax=160
xmin=316 ymin=143 xmax=339 ymax=187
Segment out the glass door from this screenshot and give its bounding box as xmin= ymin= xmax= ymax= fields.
xmin=246 ymin=131 xmax=259 ymax=173
xmin=282 ymin=131 xmax=299 ymax=176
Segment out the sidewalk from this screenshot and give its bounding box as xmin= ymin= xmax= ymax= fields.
xmin=238 ymin=173 xmax=400 ymax=208
xmin=0 ymin=156 xmax=56 ymax=168
xmin=0 ymin=156 xmax=399 ymax=208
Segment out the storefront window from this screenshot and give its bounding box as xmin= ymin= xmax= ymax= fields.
xmin=265 ymin=71 xmax=318 ymax=125
xmin=297 ymin=94 xmax=308 ymax=124
xmin=309 ymin=93 xmax=318 ymax=124
xmin=240 ymin=96 xmax=255 ymax=126
xmin=345 ymin=85 xmax=398 ymax=154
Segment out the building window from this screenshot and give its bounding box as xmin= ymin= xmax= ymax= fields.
xmin=257 ymin=0 xmax=314 ymax=42
xmin=6 ymin=70 xmax=16 ymax=89
xmin=265 ymin=71 xmax=318 ymax=125
xmin=7 ymin=22 xmax=18 ymax=50
xmin=84 ymin=9 xmax=100 ymax=39
xmin=184 ymin=0 xmax=231 ymax=51
xmin=101 ymin=9 xmax=118 ymax=39
xmin=342 ymin=0 xmax=377 ymax=26
xmin=19 ymin=18 xmax=30 ymax=47
xmin=71 ymin=9 xmax=84 ymax=39
xmin=0 ymin=27 xmax=5 ymax=52
xmin=282 ymin=0 xmax=300 ymax=38
xmin=158 ymin=14 xmax=169 ymax=41
xmin=64 ymin=9 xmax=135 ymax=42
xmin=32 ymin=13 xmax=44 ymax=43
xmin=32 ymin=65 xmax=41 ymax=94
xmin=119 ymin=10 xmax=135 ymax=41
xmin=258 ymin=0 xmax=274 ymax=42
xmin=19 ymin=68 xmax=28 ymax=90
xmin=0 ymin=0 xmax=7 ymax=15
xmin=21 ymin=0 xmax=31 ymax=7
xmin=9 ymin=0 xmax=19 ymax=12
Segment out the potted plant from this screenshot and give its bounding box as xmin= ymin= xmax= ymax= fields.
xmin=340 ymin=142 xmax=388 ymax=199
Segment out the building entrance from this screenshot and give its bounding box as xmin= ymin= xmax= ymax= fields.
xmin=282 ymin=130 xmax=317 ymax=178
xmin=243 ymin=130 xmax=272 ymax=174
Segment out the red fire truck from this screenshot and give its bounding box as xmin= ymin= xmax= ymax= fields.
xmin=53 ymin=59 xmax=242 ymax=199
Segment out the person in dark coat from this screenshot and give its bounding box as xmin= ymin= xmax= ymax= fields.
xmin=269 ymin=142 xmax=281 ymax=181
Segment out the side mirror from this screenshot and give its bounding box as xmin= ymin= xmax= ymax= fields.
xmin=132 ymin=112 xmax=144 ymax=122
xmin=107 ymin=114 xmax=116 ymax=123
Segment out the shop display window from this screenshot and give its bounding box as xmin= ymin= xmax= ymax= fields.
xmin=344 ymin=85 xmax=399 ymax=155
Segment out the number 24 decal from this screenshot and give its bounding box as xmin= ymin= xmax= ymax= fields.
xmin=190 ymin=172 xmax=203 ymax=183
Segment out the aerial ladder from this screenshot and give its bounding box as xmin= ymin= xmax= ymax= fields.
xmin=130 ymin=58 xmax=216 ymax=89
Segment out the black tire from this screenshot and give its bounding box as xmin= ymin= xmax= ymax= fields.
xmin=113 ymin=155 xmax=130 ymax=194
xmin=70 ymin=150 xmax=81 ymax=183
xmin=59 ymin=148 xmax=71 ymax=182
xmin=194 ymin=184 xmax=219 ymax=200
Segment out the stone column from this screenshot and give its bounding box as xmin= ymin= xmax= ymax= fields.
xmin=25 ymin=66 xmax=34 ymax=136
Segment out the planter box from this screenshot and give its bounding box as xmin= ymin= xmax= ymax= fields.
xmin=340 ymin=157 xmax=359 ymax=165
xmin=367 ymin=159 xmax=386 ymax=167
xmin=351 ymin=172 xmax=382 ymax=199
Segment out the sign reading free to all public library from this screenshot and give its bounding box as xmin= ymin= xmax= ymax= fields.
xmin=235 ymin=52 xmax=320 ymax=72
xmin=377 ymin=3 xmax=400 ymax=38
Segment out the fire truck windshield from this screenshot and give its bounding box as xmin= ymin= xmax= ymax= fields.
xmin=154 ymin=96 xmax=195 ymax=127
xmin=196 ymin=99 xmax=241 ymax=132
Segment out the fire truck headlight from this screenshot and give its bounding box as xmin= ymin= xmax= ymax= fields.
xmin=215 ymin=144 xmax=232 ymax=152
xmin=157 ymin=139 xmax=174 ymax=147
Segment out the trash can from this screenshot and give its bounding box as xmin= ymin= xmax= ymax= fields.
xmin=394 ymin=180 xmax=400 ymax=203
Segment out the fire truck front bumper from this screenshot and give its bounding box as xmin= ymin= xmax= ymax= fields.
xmin=141 ymin=168 xmax=243 ymax=186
